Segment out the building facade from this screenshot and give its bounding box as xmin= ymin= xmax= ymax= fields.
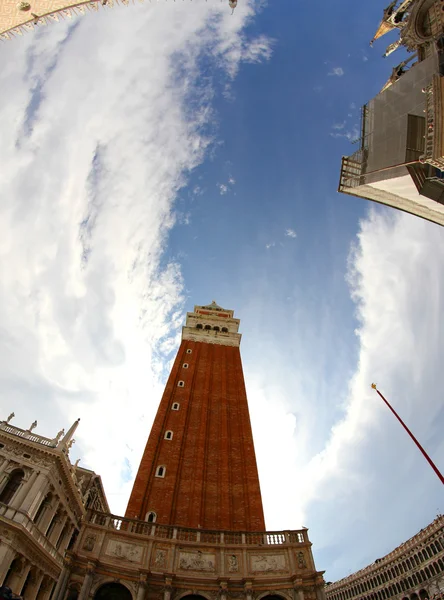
xmin=338 ymin=0 xmax=444 ymax=226
xmin=0 ymin=415 xmax=108 ymax=599
xmin=325 ymin=516 xmax=444 ymax=600
xmin=52 ymin=302 xmax=326 ymax=600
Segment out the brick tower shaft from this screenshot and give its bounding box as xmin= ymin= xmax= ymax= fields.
xmin=125 ymin=302 xmax=265 ymax=531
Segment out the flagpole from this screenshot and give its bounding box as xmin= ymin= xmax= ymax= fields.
xmin=371 ymin=384 xmax=444 ymax=485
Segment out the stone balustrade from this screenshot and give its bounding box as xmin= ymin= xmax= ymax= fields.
xmin=86 ymin=509 xmax=308 ymax=547
xmin=0 ymin=502 xmax=63 ymax=566
xmin=0 ymin=423 xmax=55 ymax=447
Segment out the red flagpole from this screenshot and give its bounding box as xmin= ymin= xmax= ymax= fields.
xmin=371 ymin=384 xmax=444 ymax=485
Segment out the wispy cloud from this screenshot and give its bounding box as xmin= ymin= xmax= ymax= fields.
xmin=0 ymin=0 xmax=270 ymax=517
xmin=242 ymin=34 xmax=274 ymax=64
xmin=328 ymin=67 xmax=344 ymax=77
xmin=217 ymin=183 xmax=229 ymax=195
xmin=332 ymin=122 xmax=346 ymax=130
xmin=330 ymin=124 xmax=360 ymax=142
xmin=265 ymin=242 xmax=275 ymax=249
xmin=285 ymin=228 xmax=297 ymax=238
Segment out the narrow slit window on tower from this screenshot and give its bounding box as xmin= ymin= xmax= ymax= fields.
xmin=213 ymin=326 xmax=220 ymax=331
xmin=146 ymin=511 xmax=157 ymax=523
xmin=155 ymin=466 xmax=166 ymax=478
xmin=221 ymin=327 xmax=228 ymax=333
xmin=172 ymin=403 xmax=180 ymax=411
xmin=204 ymin=325 xmax=211 ymax=330
xmin=186 ymin=349 xmax=192 ymax=354
xmin=183 ymin=363 xmax=189 ymax=369
xmin=177 ymin=380 xmax=185 ymax=387
xmin=165 ymin=431 xmax=173 ymax=440
xmin=196 ymin=324 xmax=203 ymax=329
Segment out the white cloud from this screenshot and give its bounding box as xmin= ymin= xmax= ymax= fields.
xmin=228 ymin=176 xmax=236 ymax=185
xmin=265 ymin=242 xmax=275 ymax=249
xmin=217 ymin=183 xmax=229 ymax=195
xmin=242 ymin=34 xmax=274 ymax=64
xmin=293 ymin=210 xmax=444 ymax=578
xmin=330 ymin=124 xmax=360 ymax=142
xmin=328 ymin=67 xmax=344 ymax=77
xmin=285 ymin=228 xmax=297 ymax=238
xmin=0 ymin=0 xmax=269 ymax=516
xmin=332 ymin=121 xmax=346 ymax=130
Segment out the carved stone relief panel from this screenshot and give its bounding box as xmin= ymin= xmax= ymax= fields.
xmin=297 ymin=551 xmax=307 ymax=569
xmin=250 ymin=554 xmax=288 ymax=573
xmin=226 ymin=554 xmax=240 ymax=573
xmin=82 ymin=534 xmax=96 ymax=552
xmin=105 ymin=539 xmax=143 ymax=563
xmin=178 ymin=550 xmax=216 ymax=572
xmin=151 ymin=545 xmax=169 ymax=570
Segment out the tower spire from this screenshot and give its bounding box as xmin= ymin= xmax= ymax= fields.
xmin=58 ymin=418 xmax=80 ymax=449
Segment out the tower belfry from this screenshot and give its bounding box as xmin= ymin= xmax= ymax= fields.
xmin=126 ymin=301 xmax=265 ymax=531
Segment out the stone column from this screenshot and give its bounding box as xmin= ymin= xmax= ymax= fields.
xmin=51 ymin=558 xmax=71 ymax=600
xmin=219 ymin=581 xmax=228 ymax=600
xmin=24 ymin=568 xmax=44 ymax=600
xmin=0 ymin=458 xmax=10 ymax=483
xmin=21 ymin=472 xmax=49 ymax=517
xmin=49 ymin=512 xmax=68 ymax=547
xmin=137 ymin=577 xmax=148 ymax=600
xmin=11 ymin=470 xmax=38 ymax=509
xmin=297 ymin=588 xmax=305 ymax=600
xmin=316 ymin=587 xmax=326 ymax=600
xmin=163 ymin=581 xmax=173 ymax=600
xmin=244 ymin=584 xmax=253 ymax=600
xmin=78 ymin=562 xmax=95 ymax=600
xmin=7 ymin=558 xmax=31 ymax=597
xmin=0 ymin=545 xmax=16 ymax=586
xmin=39 ymin=576 xmax=56 ymax=600
xmin=58 ymin=522 xmax=75 ymax=554
xmin=39 ymin=498 xmax=59 ymax=535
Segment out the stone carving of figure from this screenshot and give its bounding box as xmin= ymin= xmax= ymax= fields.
xmin=83 ymin=535 xmax=96 ymax=552
xmin=297 ymin=551 xmax=307 ymax=568
xmin=154 ymin=549 xmax=167 ymax=568
xmin=67 ymin=438 xmax=76 ymax=450
xmin=28 ymin=420 xmax=37 ymax=432
xmin=228 ymin=554 xmax=239 ymax=572
xmin=74 ymin=458 xmax=81 ymax=468
xmin=53 ymin=429 xmax=65 ymax=443
xmin=5 ymin=412 xmax=14 ymax=424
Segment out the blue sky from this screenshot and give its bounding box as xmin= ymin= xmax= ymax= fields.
xmin=0 ymin=0 xmax=443 ymax=585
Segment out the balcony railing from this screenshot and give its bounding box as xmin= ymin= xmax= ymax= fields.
xmin=0 ymin=422 xmax=55 ymax=447
xmin=85 ymin=510 xmax=308 ymax=546
xmin=0 ymin=502 xmax=63 ymax=565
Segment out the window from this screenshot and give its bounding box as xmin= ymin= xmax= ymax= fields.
xmin=146 ymin=511 xmax=157 ymax=523
xmin=221 ymin=327 xmax=228 ymax=333
xmin=0 ymin=469 xmax=25 ymax=505
xmin=213 ymin=326 xmax=220 ymax=331
xmin=204 ymin=325 xmax=211 ymax=330
xmin=165 ymin=431 xmax=173 ymax=440
xmin=196 ymin=324 xmax=203 ymax=329
xmin=177 ymin=381 xmax=184 ymax=387
xmin=183 ymin=363 xmax=189 ymax=369
xmin=186 ymin=349 xmax=192 ymax=354
xmin=155 ymin=466 xmax=166 ymax=478
xmin=172 ymin=403 xmax=180 ymax=411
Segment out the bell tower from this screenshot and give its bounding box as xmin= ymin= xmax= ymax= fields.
xmin=125 ymin=301 xmax=266 ymax=531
